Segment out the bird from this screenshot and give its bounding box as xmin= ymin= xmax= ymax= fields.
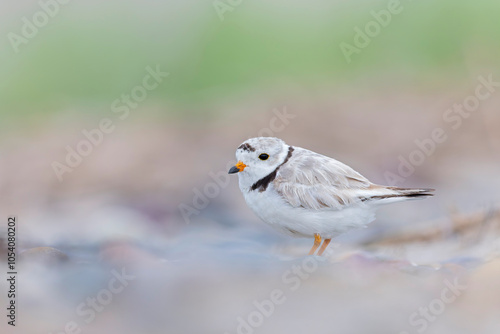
xmin=228 ymin=137 xmax=434 ymax=256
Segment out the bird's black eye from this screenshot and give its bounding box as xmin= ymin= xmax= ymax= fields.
xmin=259 ymin=153 xmax=269 ymax=161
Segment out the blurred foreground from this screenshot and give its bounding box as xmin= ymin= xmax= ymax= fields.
xmin=1 ymin=209 xmax=499 ymax=334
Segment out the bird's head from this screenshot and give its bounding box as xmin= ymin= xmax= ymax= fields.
xmin=228 ymin=137 xmax=289 ymax=184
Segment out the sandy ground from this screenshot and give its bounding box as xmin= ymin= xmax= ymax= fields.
xmin=1 ymin=84 xmax=500 ymax=333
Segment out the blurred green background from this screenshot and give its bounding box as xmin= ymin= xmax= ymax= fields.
xmin=2 ymin=0 xmax=500 ymax=117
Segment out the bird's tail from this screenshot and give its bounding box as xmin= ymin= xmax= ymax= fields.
xmin=364 ymin=186 xmax=434 ymax=205
xmin=385 ymin=186 xmax=435 ymax=199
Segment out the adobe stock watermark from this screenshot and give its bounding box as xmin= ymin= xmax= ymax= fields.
xmin=340 ymin=0 xmax=405 ymax=64
xmin=213 ymin=0 xmax=244 ymax=21
xmin=7 ymin=0 xmax=72 ymax=54
xmin=224 ymin=246 xmax=335 ymax=334
xmin=399 ymin=277 xmax=467 ymax=334
xmin=48 ymin=268 xmax=135 ymax=334
xmin=51 ymin=65 xmax=169 ymax=182
xmin=178 ymin=107 xmax=296 ymax=224
xmin=384 ymin=74 xmax=499 ymax=186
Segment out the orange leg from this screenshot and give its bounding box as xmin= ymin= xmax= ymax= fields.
xmin=308 ymin=234 xmax=321 ymax=255
xmin=317 ymin=238 xmax=331 ymax=256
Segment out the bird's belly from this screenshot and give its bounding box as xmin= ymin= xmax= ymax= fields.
xmin=243 ymin=188 xmax=376 ymax=239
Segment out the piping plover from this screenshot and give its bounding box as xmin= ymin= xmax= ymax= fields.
xmin=228 ymin=137 xmax=434 ymax=256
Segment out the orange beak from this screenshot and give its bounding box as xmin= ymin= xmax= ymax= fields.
xmin=228 ymin=161 xmax=247 ymax=174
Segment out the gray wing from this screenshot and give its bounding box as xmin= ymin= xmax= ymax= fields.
xmin=273 ymin=147 xmax=374 ymax=210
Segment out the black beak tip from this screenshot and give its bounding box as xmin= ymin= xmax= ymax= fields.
xmin=228 ymin=166 xmax=240 ymax=174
